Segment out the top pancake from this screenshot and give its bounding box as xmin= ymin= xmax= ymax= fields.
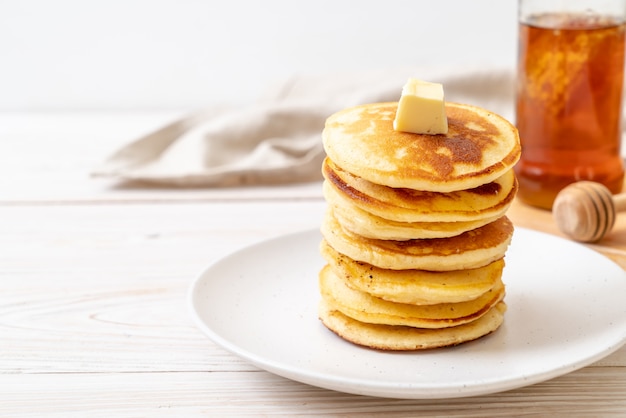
xmin=322 ymin=102 xmax=521 ymax=192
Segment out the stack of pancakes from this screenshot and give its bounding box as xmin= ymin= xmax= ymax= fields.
xmin=318 ymin=101 xmax=521 ymax=350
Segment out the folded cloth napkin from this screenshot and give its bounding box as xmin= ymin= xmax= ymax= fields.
xmin=92 ymin=66 xmax=515 ymax=187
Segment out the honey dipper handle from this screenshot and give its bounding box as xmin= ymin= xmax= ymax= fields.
xmin=613 ymin=193 xmax=626 ymax=212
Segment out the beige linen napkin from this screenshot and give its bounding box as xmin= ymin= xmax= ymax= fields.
xmin=92 ymin=67 xmax=515 ymax=187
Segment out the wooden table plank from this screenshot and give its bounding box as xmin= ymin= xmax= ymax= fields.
xmin=0 ymin=202 xmax=324 ymax=374
xmin=2 ymin=368 xmax=626 ymax=417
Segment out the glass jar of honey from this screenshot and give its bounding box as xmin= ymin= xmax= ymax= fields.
xmin=515 ymin=0 xmax=626 ymax=209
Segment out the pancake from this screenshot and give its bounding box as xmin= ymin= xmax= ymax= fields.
xmin=320 ymin=240 xmax=503 ymax=305
xmin=322 ymin=102 xmax=521 ymax=192
xmin=325 ymin=182 xmax=502 ymax=240
xmin=319 ymin=264 xmax=505 ymax=328
xmin=321 ymin=209 xmax=514 ymax=271
xmin=319 ymin=299 xmax=507 ymax=351
xmin=323 ymin=157 xmax=518 ymax=223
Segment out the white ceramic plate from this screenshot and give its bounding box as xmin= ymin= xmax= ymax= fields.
xmin=188 ymin=227 xmax=626 ymax=399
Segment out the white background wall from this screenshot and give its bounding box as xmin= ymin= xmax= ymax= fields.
xmin=0 ymin=0 xmax=518 ymax=110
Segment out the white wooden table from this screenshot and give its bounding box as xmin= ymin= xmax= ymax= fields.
xmin=2 ymin=112 xmax=626 ymax=417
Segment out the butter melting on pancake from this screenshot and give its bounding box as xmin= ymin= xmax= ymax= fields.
xmin=322 ymin=102 xmax=521 ymax=192
xmin=323 ymin=157 xmax=518 ymax=224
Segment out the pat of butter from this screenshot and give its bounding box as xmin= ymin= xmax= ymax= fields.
xmin=393 ymin=78 xmax=448 ymax=135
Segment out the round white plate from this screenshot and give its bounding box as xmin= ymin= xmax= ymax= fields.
xmin=188 ymin=227 xmax=626 ymax=399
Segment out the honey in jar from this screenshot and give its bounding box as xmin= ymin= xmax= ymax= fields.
xmin=515 ymin=12 xmax=626 ymax=209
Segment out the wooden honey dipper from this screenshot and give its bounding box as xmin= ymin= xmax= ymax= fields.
xmin=552 ymin=181 xmax=626 ymax=242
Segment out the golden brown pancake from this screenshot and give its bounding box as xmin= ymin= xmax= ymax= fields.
xmin=321 ymin=209 xmax=514 ymax=271
xmin=325 ymin=182 xmax=502 ymax=240
xmin=320 ymin=240 xmax=504 ymax=305
xmin=323 ymin=157 xmax=518 ymax=223
xmin=319 ymin=299 xmax=507 ymax=351
xmin=319 ymin=264 xmax=505 ymax=328
xmin=322 ymin=102 xmax=521 ymax=192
